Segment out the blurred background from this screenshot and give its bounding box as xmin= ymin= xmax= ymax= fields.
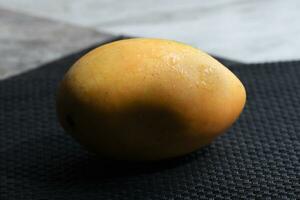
xmin=1 ymin=0 xmax=300 ymax=79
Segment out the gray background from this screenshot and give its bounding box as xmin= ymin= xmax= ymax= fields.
xmin=1 ymin=0 xmax=299 ymax=79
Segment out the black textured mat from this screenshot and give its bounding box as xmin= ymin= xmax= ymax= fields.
xmin=1 ymin=37 xmax=299 ymax=199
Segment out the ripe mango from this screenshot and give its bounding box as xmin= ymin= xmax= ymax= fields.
xmin=56 ymin=38 xmax=246 ymax=161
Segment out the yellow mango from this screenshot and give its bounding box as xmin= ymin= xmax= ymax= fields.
xmin=56 ymin=38 xmax=246 ymax=161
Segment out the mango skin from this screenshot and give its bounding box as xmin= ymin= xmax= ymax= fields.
xmin=56 ymin=38 xmax=246 ymax=161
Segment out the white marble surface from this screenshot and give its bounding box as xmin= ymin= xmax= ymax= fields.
xmin=0 ymin=0 xmax=300 ymax=62
xmin=0 ymin=9 xmax=112 ymax=79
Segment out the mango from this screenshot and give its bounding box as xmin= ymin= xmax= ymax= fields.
xmin=56 ymin=38 xmax=246 ymax=161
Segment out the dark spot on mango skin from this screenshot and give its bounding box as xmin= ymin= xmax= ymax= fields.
xmin=65 ymin=114 xmax=75 ymax=128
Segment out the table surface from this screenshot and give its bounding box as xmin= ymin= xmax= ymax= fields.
xmin=1 ymin=0 xmax=300 ymax=79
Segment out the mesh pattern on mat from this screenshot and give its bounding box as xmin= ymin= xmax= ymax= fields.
xmin=1 ymin=39 xmax=300 ymax=199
